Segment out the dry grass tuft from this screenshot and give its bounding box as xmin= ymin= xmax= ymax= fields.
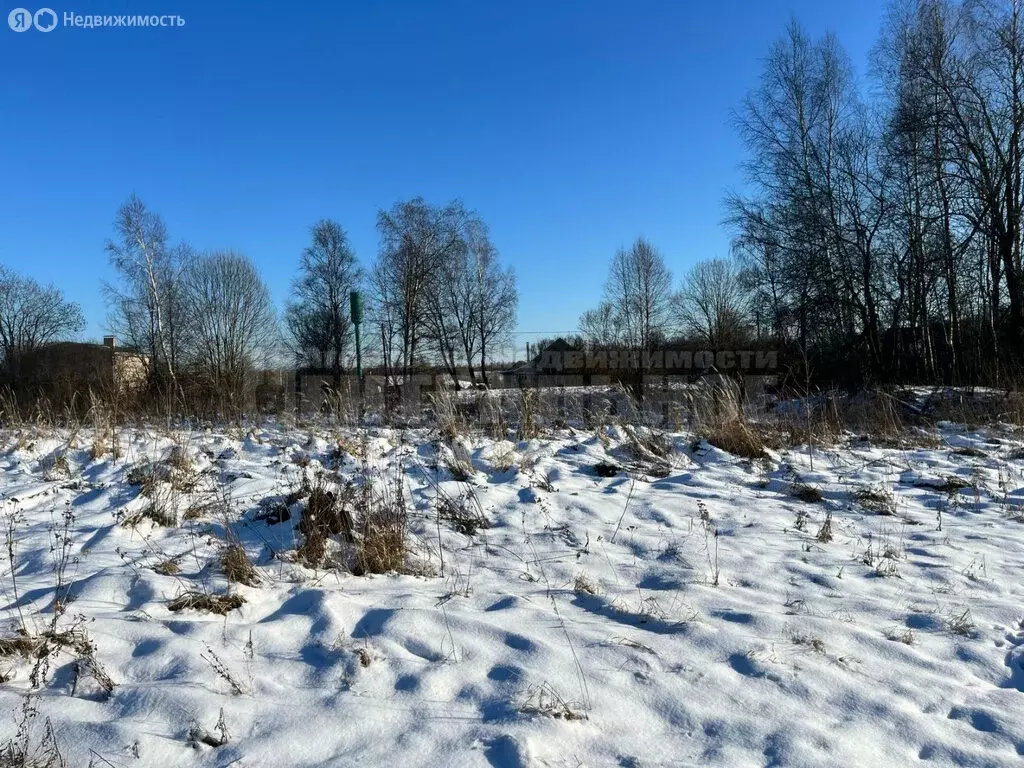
xmin=0 ymin=634 xmax=39 ymax=658
xmin=221 ymin=544 xmax=259 ymax=586
xmin=815 ymin=511 xmax=834 ymax=542
xmin=123 ymin=493 xmax=179 ymax=527
xmin=88 ymin=438 xmax=106 ymax=461
xmin=704 ymin=419 xmax=768 ymax=460
xmin=790 ymin=633 xmax=826 ymax=653
xmin=127 ymin=451 xmax=195 ymax=496
xmin=884 ymin=627 xmax=916 ymax=644
xmin=438 ymin=493 xmax=490 ymax=536
xmin=297 ymin=476 xmax=355 ymax=568
xmin=431 ymin=388 xmax=468 ymax=442
xmin=790 ymin=482 xmax=823 ymax=503
xmin=853 ymin=486 xmax=896 ymax=515
xmin=518 ymin=682 xmax=585 ymax=720
xmin=168 ymin=591 xmax=245 ymax=615
xmin=353 ymin=468 xmax=408 ymax=575
xmin=572 ymin=572 xmax=599 ymax=595
xmin=442 ymin=448 xmax=474 ymax=482
xmin=945 ymin=608 xmax=975 ymax=636
xmin=488 ymin=443 xmax=518 ymax=473
xmin=153 ymin=559 xmax=181 ymax=576
xmin=355 ymin=506 xmax=407 ymax=574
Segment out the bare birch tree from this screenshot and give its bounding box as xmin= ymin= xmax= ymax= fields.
xmin=104 ymin=194 xmax=187 ymax=389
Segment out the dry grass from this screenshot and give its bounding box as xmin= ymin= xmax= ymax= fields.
xmin=354 ymin=468 xmax=408 ymax=575
xmin=815 ymin=510 xmax=833 ymax=542
xmin=88 ymin=437 xmax=107 ymax=461
xmin=355 ymin=507 xmax=407 ymax=574
xmin=0 ymin=624 xmax=115 ymax=700
xmin=572 ymin=572 xmax=599 ymax=595
xmin=703 ymin=419 xmax=768 ymax=460
xmin=884 ymin=627 xmax=916 ymax=644
xmin=790 ymin=482 xmax=823 ymax=503
xmin=297 ymin=476 xmax=355 ymax=568
xmin=853 ymin=486 xmax=896 ymax=515
xmin=622 ymin=425 xmax=674 ymax=476
xmin=945 ymin=608 xmax=975 ymax=636
xmin=431 ymin=388 xmax=468 ymax=441
xmin=0 ymin=634 xmax=38 ymax=658
xmin=168 ymin=591 xmax=245 ymax=615
xmin=516 ymin=390 xmax=539 ymax=440
xmin=438 ymin=492 xmax=490 ymax=536
xmin=123 ymin=491 xmax=179 ymax=527
xmin=126 ymin=451 xmax=195 ymax=497
xmin=153 ymin=559 xmax=181 ymax=576
xmin=488 ymin=443 xmax=518 ymax=473
xmin=789 ymin=632 xmax=826 ymax=653
xmin=442 ymin=442 xmax=475 ymax=481
xmin=221 ymin=544 xmax=259 ymax=586
xmin=518 ymin=682 xmax=585 ymax=720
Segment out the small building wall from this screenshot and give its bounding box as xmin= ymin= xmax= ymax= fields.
xmin=19 ymin=343 xmax=149 ymax=398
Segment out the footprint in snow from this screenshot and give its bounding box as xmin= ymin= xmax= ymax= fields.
xmin=482 ymin=735 xmax=528 ymax=768
xmin=503 ymin=633 xmax=535 ymax=652
xmin=1003 ymin=619 xmax=1024 ymax=692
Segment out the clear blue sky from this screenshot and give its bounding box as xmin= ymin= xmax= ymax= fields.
xmin=1 ymin=0 xmax=887 ymax=357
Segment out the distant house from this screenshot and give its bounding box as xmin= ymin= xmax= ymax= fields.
xmin=502 ymin=338 xmax=589 ymax=387
xmin=19 ymin=336 xmax=149 ymax=397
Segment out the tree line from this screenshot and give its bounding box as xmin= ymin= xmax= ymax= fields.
xmin=730 ymin=0 xmax=1024 ymax=386
xmin=0 ymin=193 xmax=519 ymax=406
xmin=10 ymin=0 xmax=1024 ymax=401
xmin=573 ymin=238 xmax=752 ymax=355
xmin=570 ymin=0 xmax=1024 ymax=389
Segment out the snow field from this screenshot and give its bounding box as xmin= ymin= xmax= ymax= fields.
xmin=0 ymin=421 xmax=1020 ymax=766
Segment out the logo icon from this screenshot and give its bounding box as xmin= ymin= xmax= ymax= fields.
xmin=8 ymin=7 xmax=32 ymax=31
xmin=33 ymin=7 xmax=55 ymax=31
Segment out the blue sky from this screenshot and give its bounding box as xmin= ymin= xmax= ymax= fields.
xmin=1 ymin=0 xmax=887 ymax=358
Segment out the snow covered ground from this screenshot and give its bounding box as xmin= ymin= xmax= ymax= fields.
xmin=0 ymin=420 xmax=1021 ymax=766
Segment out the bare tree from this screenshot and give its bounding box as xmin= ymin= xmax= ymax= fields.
xmin=470 ymin=229 xmax=517 ymax=385
xmin=372 ymin=198 xmax=468 ymax=382
xmin=104 ymin=194 xmax=188 ymax=389
xmin=0 ymin=267 xmax=84 ymax=378
xmin=285 ymin=219 xmax=362 ymax=385
xmin=579 ymin=301 xmax=622 ymax=346
xmin=181 ymin=251 xmax=279 ymax=402
xmin=676 ymin=259 xmax=751 ymax=347
xmin=579 ymin=238 xmax=673 ymax=351
xmin=423 ymin=232 xmax=473 ymax=383
xmin=604 ymin=238 xmax=674 ymax=350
